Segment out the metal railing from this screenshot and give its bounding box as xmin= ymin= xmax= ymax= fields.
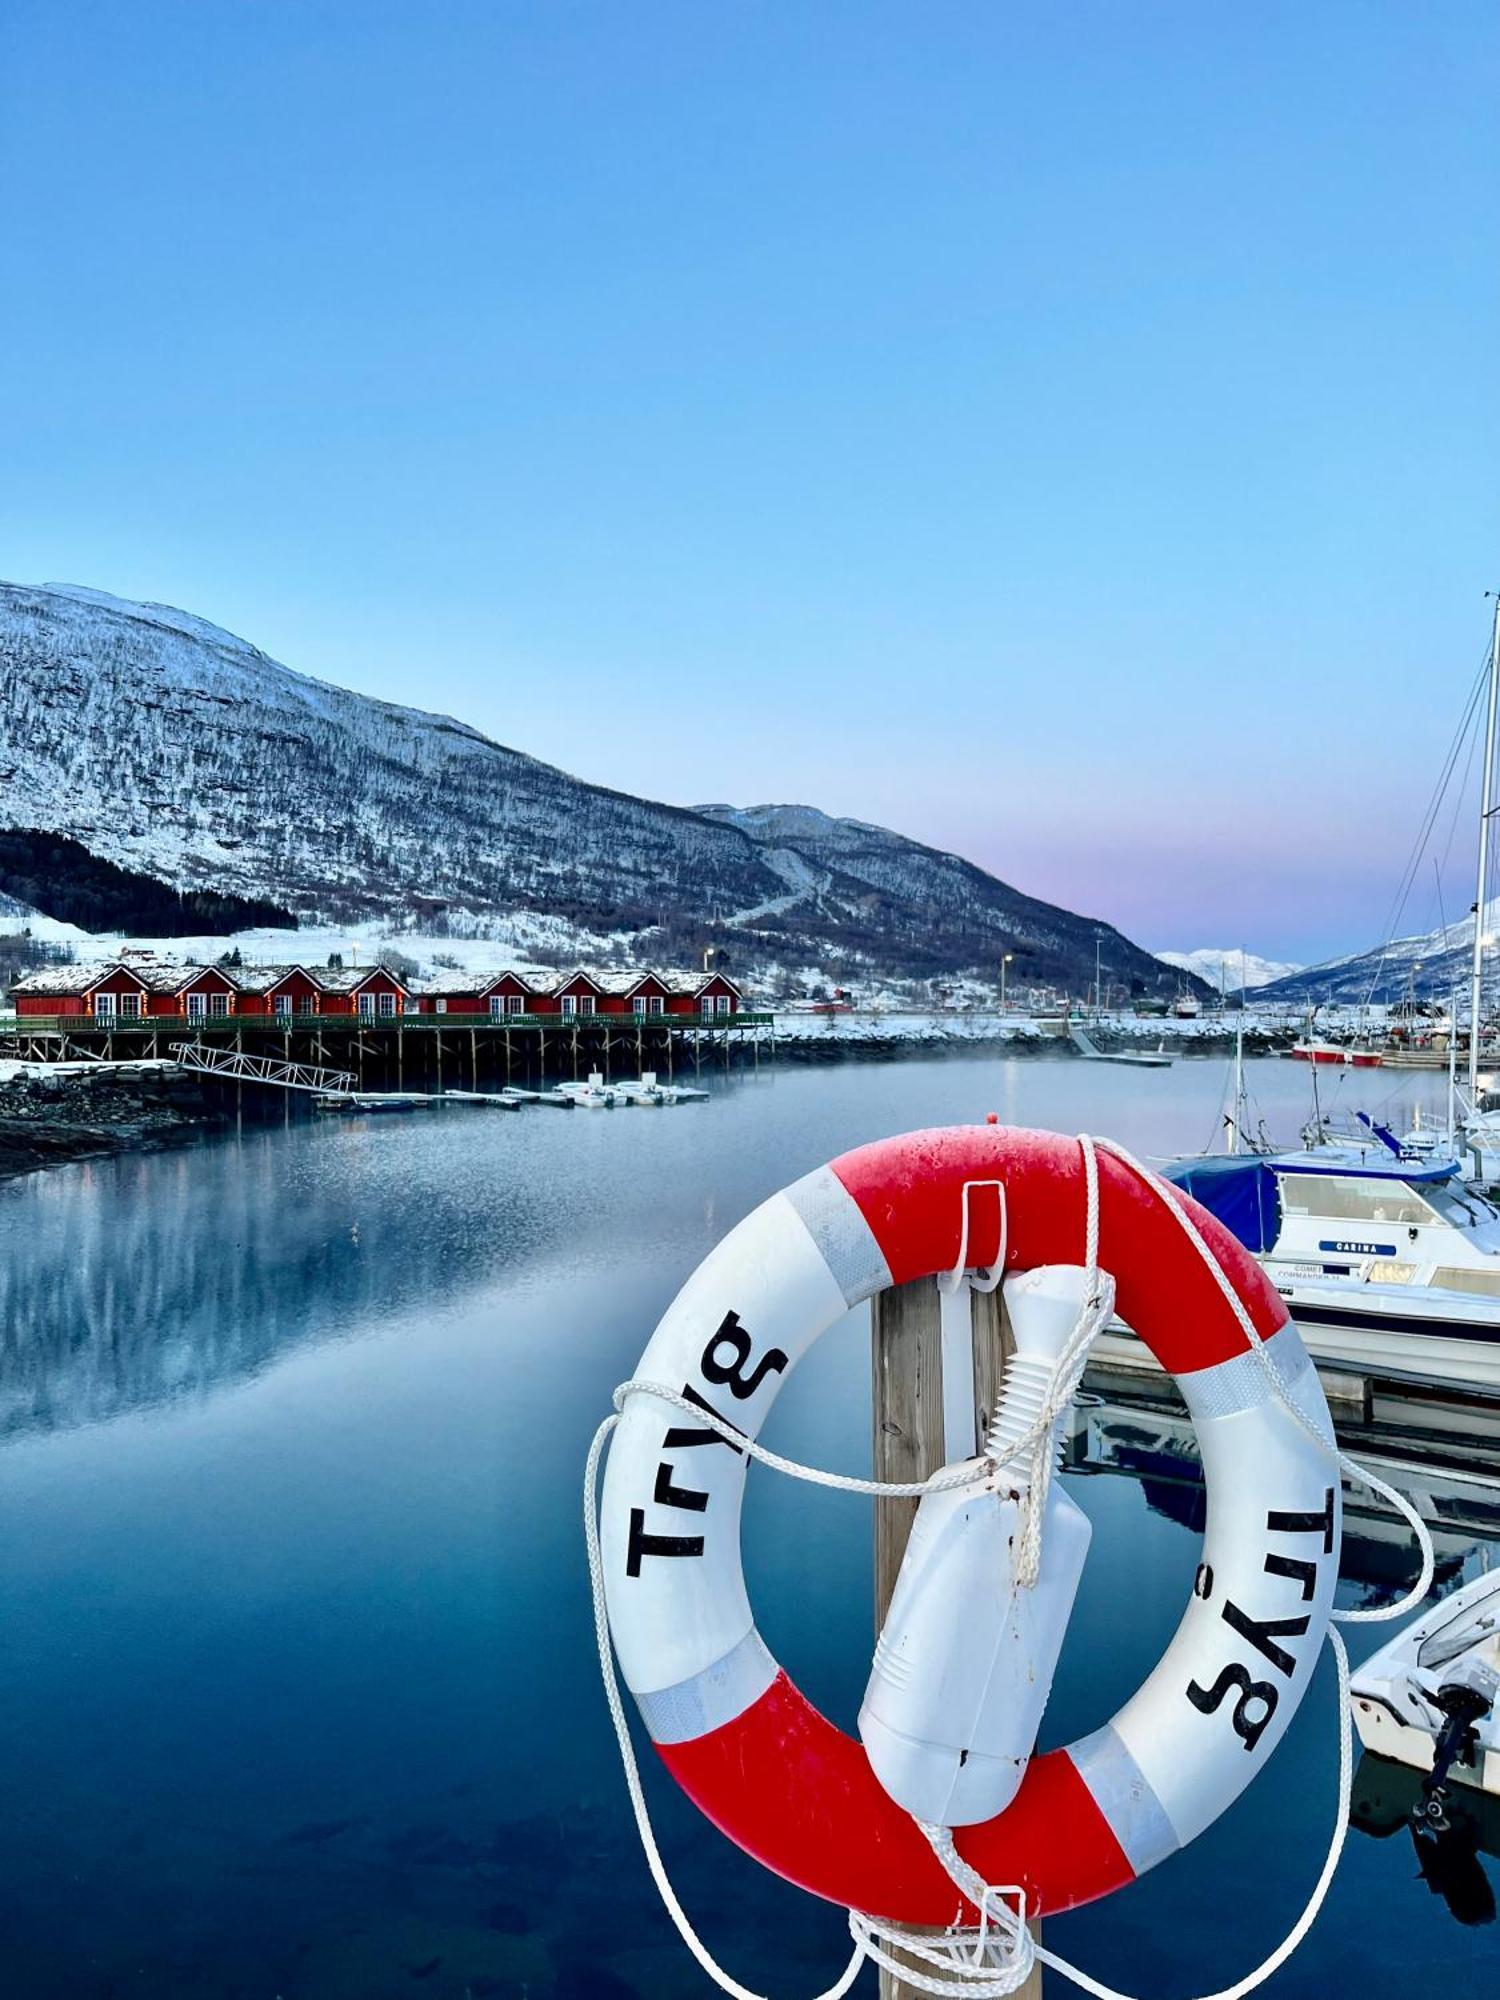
xmin=14 ymin=1008 xmax=771 ymax=1032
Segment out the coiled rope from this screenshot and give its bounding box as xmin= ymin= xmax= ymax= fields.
xmin=582 ymin=1133 xmax=1436 ymax=1998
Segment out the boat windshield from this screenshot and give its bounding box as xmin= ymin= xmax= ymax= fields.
xmin=1424 ymin=1184 xmax=1500 ymax=1231
xmin=1416 ymin=1590 xmax=1500 ymax=1673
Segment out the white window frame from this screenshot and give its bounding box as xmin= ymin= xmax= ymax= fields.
xmin=717 ymin=994 xmax=733 ymax=1016
xmin=378 ymin=990 xmax=397 ymax=1018
xmin=185 ymin=991 xmax=206 ymax=1021
xmin=632 ymin=995 xmax=647 ymax=1016
xmin=507 ymin=993 xmax=525 ymax=1015
xmin=436 ymin=997 xmax=448 ymax=1015
xmin=273 ymin=992 xmax=294 ymax=1019
xmin=94 ymin=991 xmax=117 ymax=1019
xmin=358 ymin=991 xmax=377 ymax=1020
xmin=490 ymin=995 xmax=505 ymax=1019
xmin=119 ymin=991 xmax=142 ymax=1020
xmin=207 ymin=990 xmax=230 ymax=1018
xmin=578 ymin=994 xmax=595 ymax=1017
xmin=561 ymin=994 xmax=577 ymax=1018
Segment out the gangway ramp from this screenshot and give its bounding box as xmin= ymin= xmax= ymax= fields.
xmin=1068 ymin=1024 xmax=1172 ymax=1068
xmin=171 ymin=1042 xmax=356 ymax=1095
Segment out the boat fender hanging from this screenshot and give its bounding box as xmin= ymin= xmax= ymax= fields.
xmin=599 ymin=1125 xmax=1343 ymax=1924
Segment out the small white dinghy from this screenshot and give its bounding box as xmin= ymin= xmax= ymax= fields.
xmin=556 ymin=1070 xmax=618 ymax=1108
xmin=1352 ymin=1569 xmax=1500 ymax=1801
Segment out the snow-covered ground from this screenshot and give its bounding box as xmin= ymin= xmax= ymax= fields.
xmin=1155 ymin=947 xmax=1302 ymax=990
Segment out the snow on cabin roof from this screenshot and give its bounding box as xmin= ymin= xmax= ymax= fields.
xmin=224 ymin=963 xmax=319 ymax=994
xmin=313 ymin=963 xmax=410 ymax=993
xmin=416 ymin=968 xmax=533 ymax=996
xmin=9 ymin=963 xmax=97 ymax=994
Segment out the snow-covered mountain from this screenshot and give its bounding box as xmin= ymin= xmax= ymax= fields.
xmin=1154 ymin=947 xmax=1302 ymax=992
xmin=1257 ymin=917 xmax=1483 ymax=1006
xmin=0 ymin=580 xmax=1192 ymax=991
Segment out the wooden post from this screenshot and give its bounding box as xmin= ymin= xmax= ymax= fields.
xmin=871 ymin=1276 xmax=1042 ymax=2000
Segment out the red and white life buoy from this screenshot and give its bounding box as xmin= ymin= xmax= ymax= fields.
xmin=599 ymin=1125 xmax=1341 ymax=1924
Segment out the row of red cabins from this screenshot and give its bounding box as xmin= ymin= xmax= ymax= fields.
xmin=12 ymin=960 xmax=747 ymax=1024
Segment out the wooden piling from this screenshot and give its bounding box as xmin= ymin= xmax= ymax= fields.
xmin=871 ymin=1276 xmax=1041 ymax=2000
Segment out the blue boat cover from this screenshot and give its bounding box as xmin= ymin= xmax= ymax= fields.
xmin=1165 ymin=1156 xmax=1281 ymax=1255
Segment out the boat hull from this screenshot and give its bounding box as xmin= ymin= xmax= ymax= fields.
xmin=1095 ymin=1280 xmax=1500 ymax=1396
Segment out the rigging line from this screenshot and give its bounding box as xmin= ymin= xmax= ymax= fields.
xmin=1358 ymin=651 xmax=1489 ymax=1014
xmin=1363 ymin=654 xmax=1486 ymax=988
xmin=1435 ymin=694 xmax=1484 ymax=913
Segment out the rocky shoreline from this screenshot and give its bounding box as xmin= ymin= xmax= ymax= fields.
xmin=0 ymin=1062 xmax=231 ymax=1180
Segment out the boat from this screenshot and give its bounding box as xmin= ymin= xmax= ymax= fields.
xmin=1351 ymin=1568 xmax=1500 ymax=1802
xmin=613 ymin=1070 xmax=709 ymax=1106
xmin=1291 ymin=1038 xmax=1383 ymax=1068
xmin=313 ymin=1092 xmax=428 ymax=1114
xmin=555 ymin=1070 xmax=618 ymax=1108
xmin=1095 ymin=1133 xmax=1500 ymax=1395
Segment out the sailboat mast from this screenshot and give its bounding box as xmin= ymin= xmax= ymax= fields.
xmin=1469 ymin=596 xmax=1500 ymax=1105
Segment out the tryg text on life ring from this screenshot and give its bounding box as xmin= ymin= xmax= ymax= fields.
xmin=599 ymin=1126 xmax=1341 ymax=1922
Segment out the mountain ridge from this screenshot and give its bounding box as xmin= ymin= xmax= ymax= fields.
xmin=0 ymin=580 xmax=1200 ymax=994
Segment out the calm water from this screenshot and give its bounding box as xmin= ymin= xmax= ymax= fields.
xmin=0 ymin=1054 xmax=1493 ymax=1998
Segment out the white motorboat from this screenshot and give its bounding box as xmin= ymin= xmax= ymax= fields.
xmin=556 ymin=1070 xmax=619 ymax=1108
xmin=1095 ymin=1131 xmax=1500 ymax=1395
xmin=1352 ymin=1569 xmax=1500 ymax=1802
xmin=613 ymin=1070 xmax=710 ymax=1106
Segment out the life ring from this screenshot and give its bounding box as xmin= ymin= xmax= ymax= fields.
xmin=599 ymin=1126 xmax=1341 ymax=1923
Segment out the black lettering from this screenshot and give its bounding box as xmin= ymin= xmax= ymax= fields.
xmin=1194 ymin=1563 xmax=1214 ymax=1600
xmin=653 ymin=1463 xmax=709 ymax=1513
xmin=1267 ymin=1488 xmax=1336 ymax=1555
xmin=1264 ymin=1552 xmax=1319 ymax=1602
xmin=701 ymin=1311 xmax=789 ymax=1401
xmin=1221 ymin=1598 xmax=1310 ymax=1677
xmin=663 ymin=1384 xmax=746 ymax=1454
xmin=625 ymin=1506 xmax=704 ymax=1577
xmin=1186 ymin=1662 xmax=1280 ymax=1752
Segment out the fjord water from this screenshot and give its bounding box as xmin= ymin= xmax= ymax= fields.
xmin=0 ymin=1055 xmax=1492 ymax=1998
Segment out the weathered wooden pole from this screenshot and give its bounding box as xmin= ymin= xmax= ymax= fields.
xmin=871 ymin=1276 xmax=1042 ymax=2000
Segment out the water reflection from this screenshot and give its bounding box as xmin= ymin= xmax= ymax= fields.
xmin=1 ymin=1057 xmax=1496 ymax=1997
xmin=0 ymin=1130 xmax=561 ymax=1437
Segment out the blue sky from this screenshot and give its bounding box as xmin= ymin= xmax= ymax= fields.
xmin=2 ymin=2 xmax=1496 ymax=962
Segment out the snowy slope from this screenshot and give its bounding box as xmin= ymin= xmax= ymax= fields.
xmin=1155 ymin=947 xmax=1301 ymax=991
xmin=1257 ymin=914 xmax=1494 ymax=1005
xmin=0 ymin=581 xmax=1188 ymax=989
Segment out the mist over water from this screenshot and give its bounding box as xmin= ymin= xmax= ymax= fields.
xmin=0 ymin=1056 xmax=1491 ymax=1997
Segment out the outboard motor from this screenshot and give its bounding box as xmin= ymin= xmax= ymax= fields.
xmin=1408 ymin=1659 xmax=1499 ymax=1925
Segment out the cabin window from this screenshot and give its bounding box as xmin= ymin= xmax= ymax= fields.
xmin=378 ymin=991 xmax=397 ymax=1018
xmin=561 ymin=995 xmax=577 ymax=1018
xmin=490 ymin=995 xmax=505 ymax=1018
xmin=1430 ymin=1266 xmax=1500 ymax=1299
xmin=209 ymin=992 xmax=230 ymax=1017
xmin=94 ymin=992 xmax=117 ymax=1018
xmin=185 ymin=992 xmax=206 ymax=1020
xmin=436 ymin=998 xmax=447 ymax=1014
xmin=1277 ymin=1174 xmax=1434 ymax=1228
xmin=507 ymin=994 xmax=524 ymax=1015
xmin=120 ymin=992 xmax=142 ymax=1019
xmin=358 ymin=992 xmax=376 ymax=1019
xmin=717 ymin=994 xmax=733 ymax=1015
xmin=633 ymin=995 xmax=647 ymax=1016
xmin=578 ymin=995 xmax=595 ymax=1016
xmin=274 ymin=993 xmax=293 ymax=1018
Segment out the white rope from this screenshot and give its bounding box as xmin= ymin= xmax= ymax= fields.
xmin=584 ymin=1130 xmax=1437 ymax=2000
